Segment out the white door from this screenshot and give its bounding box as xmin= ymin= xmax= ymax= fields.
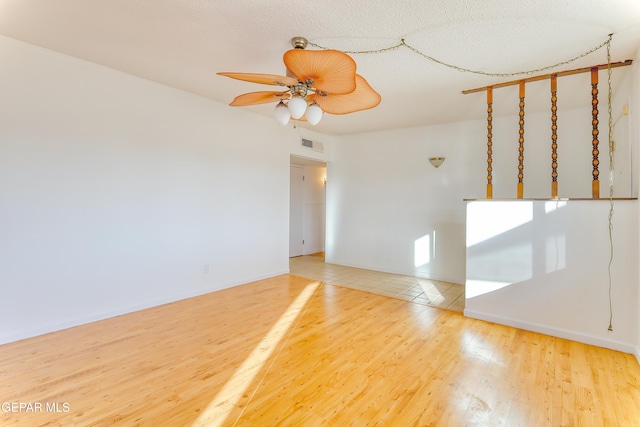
xmin=289 ymin=165 xmax=304 ymax=257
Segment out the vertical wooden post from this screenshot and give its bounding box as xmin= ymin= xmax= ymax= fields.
xmin=551 ymin=75 xmax=558 ymax=199
xmin=591 ymin=67 xmax=600 ymax=198
xmin=487 ymin=87 xmax=493 ymax=199
xmin=517 ymin=81 xmax=525 ymax=199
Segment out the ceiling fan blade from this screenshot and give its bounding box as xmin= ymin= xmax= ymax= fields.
xmin=313 ymin=75 xmax=381 ymax=115
xmin=283 ymin=49 xmax=356 ymax=94
xmin=229 ymin=91 xmax=290 ymax=106
xmin=217 ymin=72 xmax=298 ymax=87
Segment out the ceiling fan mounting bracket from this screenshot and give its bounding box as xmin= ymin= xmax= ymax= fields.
xmin=291 ymin=36 xmax=308 ymax=50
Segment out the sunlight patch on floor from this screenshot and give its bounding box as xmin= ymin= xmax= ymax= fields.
xmin=193 ymin=281 xmax=321 ymax=426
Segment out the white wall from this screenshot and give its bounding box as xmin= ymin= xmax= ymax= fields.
xmin=326 ymin=123 xmax=476 ymax=283
xmin=0 ymin=36 xmax=308 ymax=343
xmin=465 ymin=200 xmax=638 ymax=353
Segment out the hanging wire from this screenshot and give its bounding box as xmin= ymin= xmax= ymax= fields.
xmin=606 ymin=35 xmax=615 ymax=332
xmin=309 ymin=35 xmax=613 ymax=78
xmin=308 ymin=40 xmax=405 ymax=55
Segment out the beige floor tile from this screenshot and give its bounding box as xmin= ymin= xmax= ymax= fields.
xmin=290 ymin=255 xmax=465 ymax=313
xmin=448 ymin=300 xmax=466 ymax=311
xmin=399 ymin=288 xmax=424 ymax=298
xmin=442 ymin=288 xmax=463 ymax=300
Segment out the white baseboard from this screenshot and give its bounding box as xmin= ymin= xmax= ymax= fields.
xmin=0 ymin=269 xmax=289 ymax=346
xmin=464 ymin=308 xmax=638 ymax=356
xmin=635 ymin=345 xmax=640 ymax=365
xmin=303 ymin=247 xmax=325 ymax=256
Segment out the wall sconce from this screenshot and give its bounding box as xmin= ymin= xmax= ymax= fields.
xmin=429 ymin=157 xmax=445 ymax=168
xmin=323 ymin=176 xmax=327 ymax=184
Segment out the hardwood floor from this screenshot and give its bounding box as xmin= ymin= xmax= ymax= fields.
xmin=1 ymin=275 xmax=639 ymax=426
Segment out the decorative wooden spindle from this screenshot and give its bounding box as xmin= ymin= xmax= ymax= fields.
xmin=461 ymin=60 xmax=632 ymax=201
xmin=487 ymin=87 xmax=493 ymax=199
xmin=591 ymin=67 xmax=600 ymax=198
xmin=517 ymin=81 xmax=525 ymax=199
xmin=551 ymin=75 xmax=558 ymax=199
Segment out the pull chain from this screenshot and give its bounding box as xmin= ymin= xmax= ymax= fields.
xmin=606 ymin=35 xmax=614 ymax=332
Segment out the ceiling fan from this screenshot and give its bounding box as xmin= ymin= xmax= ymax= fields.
xmin=217 ymin=37 xmax=381 ymax=126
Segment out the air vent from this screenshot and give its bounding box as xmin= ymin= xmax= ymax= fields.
xmin=301 ymin=138 xmax=324 ymax=153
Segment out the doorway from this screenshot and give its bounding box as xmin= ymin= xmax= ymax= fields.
xmin=289 ymin=156 xmax=326 ymax=258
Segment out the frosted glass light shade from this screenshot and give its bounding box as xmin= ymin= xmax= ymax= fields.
xmin=306 ymin=102 xmax=323 ymax=125
xmin=274 ymin=101 xmax=290 ymax=125
xmin=288 ymin=96 xmax=307 ymax=119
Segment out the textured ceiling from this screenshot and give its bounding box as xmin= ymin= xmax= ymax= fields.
xmin=0 ymin=0 xmax=639 ymax=135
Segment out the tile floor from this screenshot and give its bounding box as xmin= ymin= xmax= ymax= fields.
xmin=289 ymin=254 xmax=465 ymax=312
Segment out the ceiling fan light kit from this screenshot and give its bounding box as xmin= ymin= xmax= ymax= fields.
xmin=288 ymin=95 xmax=307 ymax=119
xmin=274 ymin=100 xmax=291 ymax=125
xmin=217 ymin=37 xmax=381 ymax=127
xmin=305 ymin=102 xmax=323 ymax=125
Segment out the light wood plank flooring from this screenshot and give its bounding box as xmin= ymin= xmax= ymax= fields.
xmin=1 ymin=275 xmax=639 ymax=426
